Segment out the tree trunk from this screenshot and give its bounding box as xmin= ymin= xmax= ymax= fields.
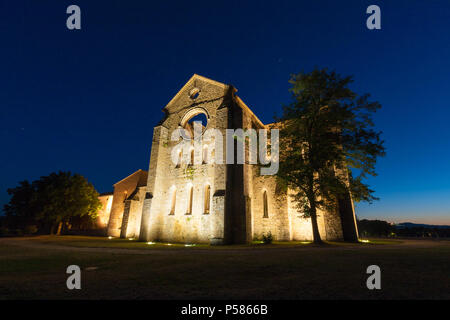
xmin=307 ymin=173 xmax=323 ymax=244
xmin=310 ymin=203 xmax=323 ymax=244
xmin=56 ymin=221 xmax=63 ymax=236
xmin=50 ymin=223 xmax=56 ymax=235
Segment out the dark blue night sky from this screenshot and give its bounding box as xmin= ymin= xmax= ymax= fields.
xmin=1 ymin=0 xmax=449 ymax=224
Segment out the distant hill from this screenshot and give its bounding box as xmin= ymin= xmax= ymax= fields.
xmin=395 ymin=222 xmax=450 ymax=229
xmin=357 ymin=219 xmax=450 ymax=237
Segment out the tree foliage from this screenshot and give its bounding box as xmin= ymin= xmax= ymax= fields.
xmin=276 ymin=68 xmax=385 ymax=243
xmin=3 ymin=171 xmax=101 ymax=234
xmin=357 ymin=219 xmax=393 ymax=237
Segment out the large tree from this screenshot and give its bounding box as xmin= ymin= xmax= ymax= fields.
xmin=4 ymin=171 xmax=101 ymax=234
xmin=276 ymin=68 xmax=385 ymax=244
xmin=3 ymin=180 xmax=38 ymax=229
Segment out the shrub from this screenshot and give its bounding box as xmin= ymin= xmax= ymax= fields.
xmin=0 ymin=227 xmax=10 ymax=236
xmin=14 ymin=229 xmax=23 ymax=236
xmin=24 ymin=225 xmax=38 ymax=235
xmin=262 ymin=231 xmax=273 ymax=244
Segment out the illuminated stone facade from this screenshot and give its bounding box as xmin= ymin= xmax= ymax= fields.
xmin=96 ymin=192 xmax=113 ymax=229
xmin=106 ymin=170 xmax=148 ymax=238
xmin=100 ymin=74 xmax=359 ymax=244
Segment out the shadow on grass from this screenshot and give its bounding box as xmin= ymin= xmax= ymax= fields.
xmin=25 ymin=235 xmax=402 ymax=251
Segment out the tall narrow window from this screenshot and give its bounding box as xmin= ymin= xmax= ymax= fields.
xmin=189 ymin=149 xmax=194 ymax=166
xmin=263 ymin=190 xmax=269 ymax=218
xmin=203 ymin=146 xmax=208 ymax=164
xmin=169 ymin=188 xmax=176 ymax=215
xmin=186 ymin=186 xmax=193 ymax=215
xmin=204 ymin=185 xmax=211 ymax=214
xmin=175 ymin=150 xmax=182 ymax=168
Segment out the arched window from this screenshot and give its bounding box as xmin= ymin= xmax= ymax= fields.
xmin=186 ymin=185 xmax=193 ymax=215
xmin=169 ymin=188 xmax=176 ymax=215
xmin=181 ymin=108 xmax=209 ymax=136
xmin=263 ymin=190 xmax=269 ymax=218
xmin=204 ymin=185 xmax=211 ymax=214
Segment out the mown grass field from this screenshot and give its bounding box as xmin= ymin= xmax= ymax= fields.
xmin=0 ymin=236 xmax=448 ymax=299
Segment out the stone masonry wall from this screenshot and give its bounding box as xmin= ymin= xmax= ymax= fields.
xmin=107 ymin=170 xmax=147 ymax=237
xmin=139 ymin=75 xmax=230 ymax=243
xmin=97 ymin=194 xmax=113 ymax=230
xmin=134 ymin=74 xmax=354 ymax=243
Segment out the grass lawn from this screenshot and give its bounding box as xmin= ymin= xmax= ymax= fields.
xmin=0 ymin=236 xmax=448 ymax=299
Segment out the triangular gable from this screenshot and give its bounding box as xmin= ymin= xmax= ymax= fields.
xmin=113 ymin=169 xmax=147 ymax=186
xmin=163 ymin=74 xmax=229 ymax=112
xmin=162 ymin=74 xmax=266 ymax=127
